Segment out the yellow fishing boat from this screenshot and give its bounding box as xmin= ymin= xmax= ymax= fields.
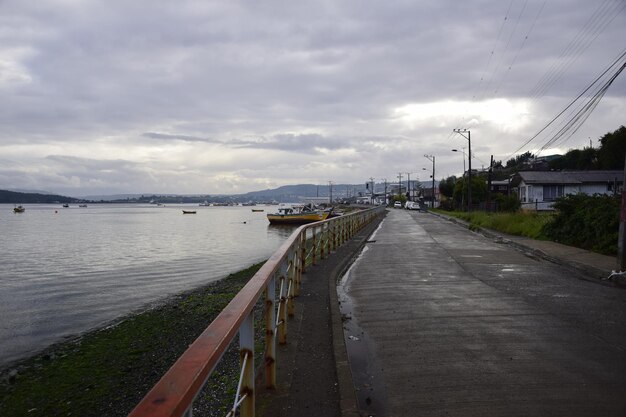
xmin=267 ymin=204 xmax=329 ymax=225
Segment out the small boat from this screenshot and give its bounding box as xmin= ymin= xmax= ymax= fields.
xmin=251 ymin=209 xmax=264 ymax=212
xmin=79 ymin=204 xmax=87 ymax=208
xmin=182 ymin=210 xmax=197 ymax=214
xmin=267 ymin=204 xmax=330 ymax=225
xmin=13 ymin=205 xmax=25 ymax=213
xmin=62 ymin=203 xmax=69 ymax=208
xmin=198 ymin=201 xmax=210 ymax=206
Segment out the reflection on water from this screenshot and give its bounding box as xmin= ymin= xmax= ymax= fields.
xmin=267 ymin=224 xmax=300 ymax=239
xmin=0 ymin=204 xmax=291 ymax=367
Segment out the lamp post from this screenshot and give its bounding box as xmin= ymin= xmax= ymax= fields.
xmin=452 ymin=148 xmax=466 ymax=210
xmin=424 ymin=155 xmax=435 ymax=208
xmin=453 ymin=129 xmax=472 ymax=211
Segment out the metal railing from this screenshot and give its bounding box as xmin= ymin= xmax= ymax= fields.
xmin=128 ymin=205 xmax=385 ymax=417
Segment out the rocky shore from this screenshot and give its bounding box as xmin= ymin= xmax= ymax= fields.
xmin=0 ymin=262 xmax=265 ymax=417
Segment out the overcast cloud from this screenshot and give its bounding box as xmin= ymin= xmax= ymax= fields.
xmin=1 ymin=0 xmax=624 ymax=196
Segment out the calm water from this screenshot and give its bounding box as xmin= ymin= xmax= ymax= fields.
xmin=0 ymin=204 xmax=294 ymax=368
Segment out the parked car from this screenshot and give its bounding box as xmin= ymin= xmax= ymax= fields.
xmin=393 ymin=201 xmax=402 ymax=208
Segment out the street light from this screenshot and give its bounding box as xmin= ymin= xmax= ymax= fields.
xmin=424 ymin=155 xmax=435 ymax=208
xmin=451 ymin=149 xmax=466 ymax=209
xmin=453 ymin=129 xmax=472 ymax=211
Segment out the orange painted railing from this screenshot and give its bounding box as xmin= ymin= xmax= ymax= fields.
xmin=128 ymin=205 xmax=385 ymax=417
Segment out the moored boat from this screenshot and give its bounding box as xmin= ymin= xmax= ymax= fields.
xmin=13 ymin=205 xmax=25 ymax=213
xmin=267 ymin=204 xmax=329 ymax=225
xmin=251 ymin=209 xmax=264 ymax=212
xmin=182 ymin=210 xmax=197 ymax=214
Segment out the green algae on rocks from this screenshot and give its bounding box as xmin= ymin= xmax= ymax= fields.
xmin=0 ymin=262 xmax=265 ymax=417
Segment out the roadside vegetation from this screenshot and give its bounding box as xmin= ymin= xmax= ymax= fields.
xmin=0 ymin=263 xmax=265 ymax=417
xmin=542 ymin=194 xmax=619 ymax=256
xmin=434 ymin=126 xmax=623 ymax=257
xmin=436 ymin=210 xmax=552 ymax=240
xmin=435 ymin=193 xmax=619 ymax=256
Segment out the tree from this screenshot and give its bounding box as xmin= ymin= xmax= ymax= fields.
xmin=452 ymin=176 xmax=487 ymax=209
xmin=549 ymin=147 xmax=597 ymax=170
xmin=506 ymin=151 xmax=534 ymax=169
xmin=596 ymin=125 xmax=626 ymax=170
xmin=438 ymin=176 xmax=456 ymax=198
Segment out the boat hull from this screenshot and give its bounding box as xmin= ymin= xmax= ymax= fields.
xmin=267 ymin=211 xmax=329 ymax=225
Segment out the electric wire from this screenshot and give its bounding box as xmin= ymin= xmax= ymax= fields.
xmin=537 ymin=60 xmax=626 ymax=154
xmin=528 ymin=0 xmax=624 ymax=101
xmin=505 ymin=49 xmax=626 ymax=160
xmin=493 ymin=0 xmax=546 ymax=96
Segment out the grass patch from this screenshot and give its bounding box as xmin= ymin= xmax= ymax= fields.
xmin=0 ymin=262 xmax=265 ymax=417
xmin=435 ymin=210 xmax=552 ymax=240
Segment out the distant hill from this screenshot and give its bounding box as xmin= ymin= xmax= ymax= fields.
xmin=0 ymin=190 xmax=82 ymax=204
xmin=2 ymin=180 xmax=431 ymax=204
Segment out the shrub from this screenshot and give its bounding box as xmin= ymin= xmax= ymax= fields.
xmin=494 ymin=194 xmax=521 ymax=212
xmin=542 ymin=194 xmax=619 ymax=255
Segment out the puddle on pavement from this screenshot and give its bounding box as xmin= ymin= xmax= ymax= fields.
xmin=338 ymin=243 xmax=388 ymax=417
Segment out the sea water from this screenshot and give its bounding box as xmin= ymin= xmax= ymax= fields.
xmin=0 ymin=204 xmax=294 ymax=367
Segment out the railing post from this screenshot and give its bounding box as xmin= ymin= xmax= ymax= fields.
xmin=278 ymin=267 xmax=287 ymax=344
xmin=264 ymin=276 xmax=276 ymax=389
xmin=300 ymin=231 xmax=306 ymax=274
xmin=294 ymin=244 xmax=301 ymax=297
xmin=239 ymin=313 xmax=255 ymax=417
xmin=312 ymin=226 xmax=317 ymax=265
xmin=287 ymin=256 xmax=295 ymax=317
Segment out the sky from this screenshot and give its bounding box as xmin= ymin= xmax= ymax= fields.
xmin=1 ymin=0 xmax=625 ymax=197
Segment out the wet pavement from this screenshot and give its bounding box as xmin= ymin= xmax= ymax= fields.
xmin=339 ymin=209 xmax=626 ymax=416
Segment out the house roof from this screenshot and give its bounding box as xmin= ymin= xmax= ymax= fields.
xmin=512 ymin=170 xmax=623 ymax=186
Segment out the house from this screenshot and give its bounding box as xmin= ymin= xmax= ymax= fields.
xmin=510 ymin=170 xmax=623 ymax=211
xmin=489 ymin=180 xmax=510 ymax=196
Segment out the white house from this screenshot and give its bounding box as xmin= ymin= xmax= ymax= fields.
xmin=511 ymin=170 xmax=623 ymax=211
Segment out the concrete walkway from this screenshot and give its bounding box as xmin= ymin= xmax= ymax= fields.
xmin=432 ymin=210 xmax=617 ymax=281
xmin=340 ymin=209 xmax=626 ymax=416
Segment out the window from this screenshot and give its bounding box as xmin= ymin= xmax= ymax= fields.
xmin=543 ymin=185 xmax=563 ymax=201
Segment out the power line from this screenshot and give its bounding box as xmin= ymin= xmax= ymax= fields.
xmin=505 ymin=50 xmax=626 ymax=160
xmin=528 ymin=0 xmax=625 ymax=101
xmin=537 ymin=59 xmax=626 ymax=154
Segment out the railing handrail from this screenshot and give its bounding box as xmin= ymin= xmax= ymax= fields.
xmin=128 ymin=205 xmax=385 ymax=417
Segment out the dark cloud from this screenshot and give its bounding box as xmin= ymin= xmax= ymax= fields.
xmin=0 ymin=0 xmax=624 ymax=194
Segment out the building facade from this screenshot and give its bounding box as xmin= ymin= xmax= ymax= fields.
xmin=511 ymin=170 xmax=623 ymax=211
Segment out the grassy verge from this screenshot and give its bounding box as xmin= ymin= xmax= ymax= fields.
xmin=0 ymin=262 xmax=265 ymax=417
xmin=433 ymin=210 xmax=553 ymax=240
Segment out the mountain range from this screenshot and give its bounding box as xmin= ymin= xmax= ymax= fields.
xmin=1 ymin=181 xmax=434 ymax=204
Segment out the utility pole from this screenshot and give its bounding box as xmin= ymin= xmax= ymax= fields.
xmin=487 ymin=155 xmax=493 ymax=212
xmin=424 ymin=155 xmax=435 ymax=208
xmin=397 ymin=173 xmax=403 ymax=203
xmin=618 ymin=152 xmax=626 ymax=271
xmin=369 ymin=177 xmax=375 ymax=204
xmin=453 ymin=129 xmax=472 ymax=211
xmin=382 ymin=178 xmax=388 ymax=206
xmin=406 ymin=172 xmax=411 ymax=202
xmin=328 ymin=181 xmax=333 ymax=205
